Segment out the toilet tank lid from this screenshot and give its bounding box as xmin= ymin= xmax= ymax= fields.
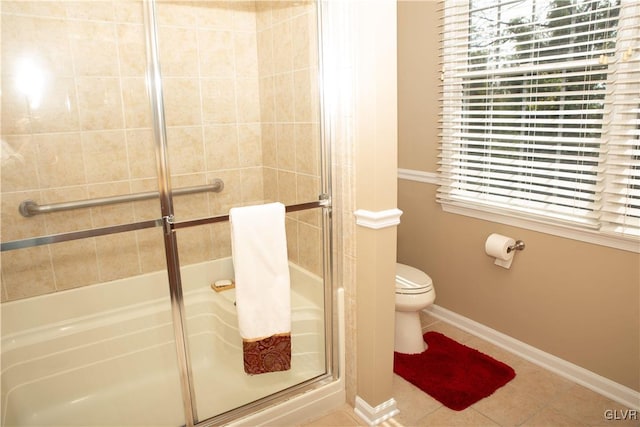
xmin=396 ymin=263 xmax=432 ymax=287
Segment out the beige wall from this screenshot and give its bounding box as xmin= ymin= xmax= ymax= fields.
xmin=1 ymin=1 xmax=322 ymax=301
xmin=397 ymin=1 xmax=640 ymax=392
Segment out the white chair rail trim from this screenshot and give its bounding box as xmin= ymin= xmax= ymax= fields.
xmin=354 ymin=208 xmax=403 ymax=230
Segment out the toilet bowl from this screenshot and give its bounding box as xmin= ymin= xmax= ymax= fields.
xmin=395 ymin=263 xmax=436 ymax=354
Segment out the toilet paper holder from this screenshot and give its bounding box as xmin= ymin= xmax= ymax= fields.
xmin=507 ymin=240 xmax=526 ymax=253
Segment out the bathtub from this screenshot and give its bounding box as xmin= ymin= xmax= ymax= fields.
xmin=1 ymin=257 xmax=343 ymax=426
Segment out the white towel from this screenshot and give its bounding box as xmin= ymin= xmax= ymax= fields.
xmin=229 ymin=202 xmax=291 ymax=374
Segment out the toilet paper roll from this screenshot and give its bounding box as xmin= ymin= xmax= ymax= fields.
xmin=485 ymin=233 xmax=516 ymax=269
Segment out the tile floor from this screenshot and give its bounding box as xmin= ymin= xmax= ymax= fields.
xmin=302 ymin=315 xmax=639 ymax=427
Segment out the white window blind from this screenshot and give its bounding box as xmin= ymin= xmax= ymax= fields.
xmin=440 ymin=0 xmax=640 ymax=241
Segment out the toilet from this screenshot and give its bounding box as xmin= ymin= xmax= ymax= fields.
xmin=394 ymin=263 xmax=436 ymax=354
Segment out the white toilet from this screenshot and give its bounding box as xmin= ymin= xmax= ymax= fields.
xmin=394 ymin=263 xmax=436 ymax=354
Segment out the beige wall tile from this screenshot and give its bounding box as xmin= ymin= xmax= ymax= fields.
xmin=240 ymin=167 xmax=264 ymax=203
xmin=121 ymin=78 xmax=152 ymax=128
xmin=235 ymin=78 xmax=261 ymax=123
xmin=274 ymin=72 xmax=294 ymax=122
xmin=204 ymin=124 xmax=240 ymax=171
xmin=95 ymin=232 xmax=141 ymax=282
xmin=69 ymin=20 xmax=119 ymax=76
xmin=1 ymin=190 xmax=47 ymax=241
xmin=294 ymin=69 xmax=312 ymax=122
xmin=163 ymin=78 xmax=202 ymax=126
xmin=158 ymin=26 xmax=199 ymax=77
xmin=195 ymin=2 xmax=235 ymax=30
xmin=64 ymin=1 xmax=114 ymax=21
xmin=210 ymin=169 xmax=242 ymax=214
xmin=1 ymin=246 xmax=56 ymax=300
xmin=117 ymin=23 xmax=146 ymax=76
xmin=237 ymin=123 xmax=262 ymax=167
xmin=114 ymin=1 xmax=144 ymax=24
xmin=2 ymin=15 xmax=73 ymax=76
xmin=198 ymin=29 xmax=235 ymax=78
xmin=211 ymin=221 xmax=232 ymax=258
xmin=232 ymin=1 xmax=257 ymax=31
xmin=136 ymin=228 xmax=167 ymax=273
xmin=76 ymin=77 xmax=124 ymax=130
xmin=255 ymin=1 xmax=273 ymax=31
xmin=87 ymin=182 xmax=135 ymax=227
xmin=51 ymin=240 xmax=99 ymax=291
xmin=296 ymin=174 xmax=319 ymax=203
xmin=271 ymin=2 xmax=291 ymax=26
xmin=35 ymin=132 xmax=86 ymax=188
xmin=171 ymin=174 xmax=209 ymax=220
xmin=131 ymin=178 xmax=162 ymax=221
xmin=127 ymin=129 xmax=156 ymax=179
xmin=166 ymin=126 xmax=205 ymax=175
xmin=292 ymin=12 xmax=312 ymax=70
xmin=156 ymin=1 xmax=196 ymax=27
xmin=30 ymin=78 xmax=80 ymax=133
xmin=82 ymin=130 xmax=129 ymax=184
xmin=234 ymin=31 xmax=259 ymax=78
xmin=257 ymin=28 xmax=275 ymax=76
xmin=201 ymin=78 xmax=236 ymax=124
xmin=261 ymin=123 xmax=277 ymax=167
xmin=1 ymin=77 xmax=33 ymax=135
xmin=1 ymin=135 xmax=39 ymax=191
xmin=263 ymin=167 xmax=278 ymax=202
xmin=177 ymin=226 xmax=214 ymax=265
xmin=1 ymin=1 xmax=67 ymax=18
xmin=295 ymin=123 xmax=319 ymax=175
xmin=259 ymin=76 xmax=276 ymax=122
xmin=276 ymin=123 xmax=295 ymax=171
xmin=41 ymin=186 xmax=92 ymax=234
xmin=277 ymin=170 xmax=296 ymax=206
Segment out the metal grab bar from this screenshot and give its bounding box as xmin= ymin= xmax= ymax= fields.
xmin=1 ymin=197 xmax=330 ymax=252
xmin=18 ymin=179 xmax=224 ymax=217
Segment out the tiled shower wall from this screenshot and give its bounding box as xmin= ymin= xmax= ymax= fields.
xmin=0 ymin=1 xmax=322 ymax=301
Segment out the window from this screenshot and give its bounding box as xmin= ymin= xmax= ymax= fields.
xmin=439 ymin=0 xmax=640 ymax=248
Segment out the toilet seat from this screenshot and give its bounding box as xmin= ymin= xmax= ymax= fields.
xmin=396 ymin=263 xmax=433 ymax=294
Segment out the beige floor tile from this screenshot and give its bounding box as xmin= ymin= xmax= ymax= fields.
xmin=508 ymin=360 xmax=574 ymax=403
xmin=391 ymin=373 xmax=442 ymax=426
xmin=549 ymin=384 xmax=639 ymax=426
xmin=471 ymin=382 xmax=547 ymax=425
xmin=416 ymin=406 xmax=500 ymax=427
xmin=521 ymin=406 xmax=592 ymax=426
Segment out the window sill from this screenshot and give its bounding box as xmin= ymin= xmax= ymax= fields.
xmin=398 ymin=168 xmax=640 ymax=253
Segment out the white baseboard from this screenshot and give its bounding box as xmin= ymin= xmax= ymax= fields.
xmin=426 ymin=305 xmax=640 ymax=410
xmin=354 ymin=396 xmax=400 ymax=426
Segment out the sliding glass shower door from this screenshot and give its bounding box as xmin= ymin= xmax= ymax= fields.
xmin=151 ymin=0 xmax=329 ymax=422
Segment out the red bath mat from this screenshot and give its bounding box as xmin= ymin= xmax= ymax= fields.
xmin=394 ymin=331 xmax=516 ymax=411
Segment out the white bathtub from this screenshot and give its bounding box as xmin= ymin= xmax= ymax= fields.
xmin=1 ymin=257 xmax=339 ymax=426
